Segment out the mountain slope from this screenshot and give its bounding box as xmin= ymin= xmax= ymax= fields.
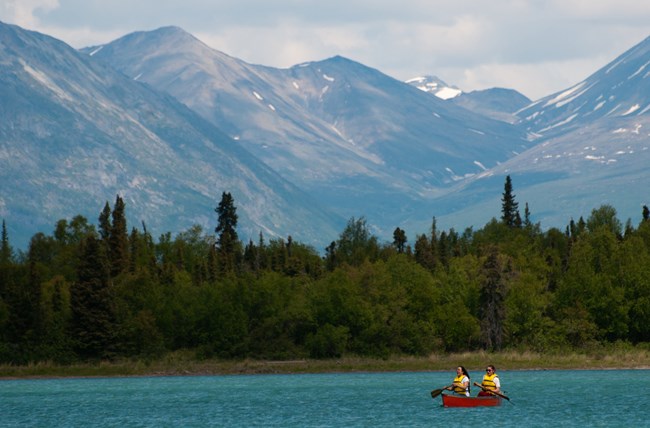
xmin=0 ymin=22 xmax=343 ymax=248
xmin=85 ymin=27 xmax=531 ymax=234
xmin=83 ymin=27 xmax=382 ymax=184
xmin=452 ymin=88 xmax=531 ymax=123
xmin=517 ymin=36 xmax=650 ymax=138
xmin=426 ymin=36 xmax=650 ymax=231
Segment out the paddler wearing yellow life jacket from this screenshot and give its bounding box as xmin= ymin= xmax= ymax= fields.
xmin=478 ymin=364 xmax=501 ymax=396
xmin=445 ymin=366 xmax=470 ymax=397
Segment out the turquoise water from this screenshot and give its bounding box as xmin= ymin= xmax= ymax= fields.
xmin=2 ymin=369 xmax=649 ymax=427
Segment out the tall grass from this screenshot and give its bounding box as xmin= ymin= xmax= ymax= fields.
xmin=1 ymin=347 xmax=648 ymax=378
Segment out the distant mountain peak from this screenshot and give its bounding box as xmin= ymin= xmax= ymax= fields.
xmin=83 ymin=25 xmax=214 ymax=60
xmin=405 ymin=75 xmax=462 ymax=99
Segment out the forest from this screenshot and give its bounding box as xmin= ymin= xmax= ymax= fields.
xmin=1 ymin=176 xmax=649 ymax=364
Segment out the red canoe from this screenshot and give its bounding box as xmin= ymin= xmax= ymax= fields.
xmin=441 ymin=394 xmax=501 ymax=407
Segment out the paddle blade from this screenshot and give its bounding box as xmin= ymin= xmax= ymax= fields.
xmin=430 ymin=388 xmax=444 ymax=399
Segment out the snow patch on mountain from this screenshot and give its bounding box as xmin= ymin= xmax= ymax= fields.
xmin=406 ymin=76 xmax=462 ymax=99
xmin=436 ymin=87 xmax=462 ymax=100
xmin=629 ymin=61 xmax=649 ymax=79
xmin=544 ymin=81 xmax=588 ymax=108
xmin=538 ymin=114 xmax=578 ymax=133
xmin=89 ymin=45 xmax=103 ymax=56
xmin=473 ymin=161 xmax=487 ymax=170
xmin=622 ymin=104 xmax=640 ymax=115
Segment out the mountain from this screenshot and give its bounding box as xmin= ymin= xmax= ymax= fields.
xmin=452 ymin=88 xmax=531 ymax=123
xmin=405 ymin=75 xmax=462 ymax=99
xmin=516 ymin=36 xmax=650 ymax=139
xmin=0 ymin=22 xmax=343 ymax=249
xmin=84 ymin=27 xmax=531 ymax=236
xmin=4 ymin=22 xmax=648 ymax=248
xmin=424 ymin=36 xmax=650 ymax=232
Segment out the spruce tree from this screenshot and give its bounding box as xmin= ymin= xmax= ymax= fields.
xmin=501 ymin=175 xmax=519 ymax=227
xmin=109 ymin=195 xmax=128 ymax=276
xmin=324 ymin=241 xmax=337 ymax=271
xmin=98 ymin=202 xmax=112 ymax=241
xmin=215 ymin=191 xmax=239 ymax=273
xmin=523 ymin=202 xmax=532 ymax=228
xmin=479 ymin=246 xmax=506 ymax=350
xmin=414 ymin=234 xmax=435 ymax=271
xmin=1 ymin=220 xmax=12 ymax=264
xmin=392 ymin=227 xmax=407 ymax=253
xmin=71 ymin=235 xmax=115 ymax=359
xmin=430 ymin=217 xmax=438 ymax=263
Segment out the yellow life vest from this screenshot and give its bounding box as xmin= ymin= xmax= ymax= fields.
xmin=482 ymin=373 xmax=499 ymax=391
xmin=452 ymin=374 xmax=469 ymax=396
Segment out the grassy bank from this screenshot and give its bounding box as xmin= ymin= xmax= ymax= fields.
xmin=2 ymin=348 xmax=649 ymax=379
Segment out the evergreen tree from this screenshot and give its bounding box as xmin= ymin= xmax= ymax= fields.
xmin=392 ymin=227 xmax=407 ymax=253
xmin=524 ymin=202 xmax=532 ymax=228
xmin=324 ymin=241 xmax=337 ymax=271
xmin=257 ymin=231 xmax=266 ymax=271
xmin=207 ymin=245 xmax=218 ymax=283
xmin=438 ymin=231 xmax=449 ymax=268
xmin=0 ymin=219 xmax=13 ymax=324
xmin=243 ymin=239 xmax=256 ymax=273
xmin=109 ymin=195 xmax=129 ymax=277
xmin=1 ymin=220 xmax=12 ymax=264
xmin=577 ymin=217 xmax=587 ymax=235
xmin=215 ymin=192 xmax=239 ymax=273
xmin=643 ymin=205 xmax=649 ymax=222
xmin=98 ymin=202 xmax=112 ymax=241
xmin=71 ymin=235 xmax=115 ymax=359
xmin=414 ymin=234 xmax=435 ymax=271
xmin=430 ymin=217 xmax=439 ymax=261
xmin=479 ymin=246 xmax=507 ymax=350
xmin=447 ymin=228 xmax=460 ymax=258
xmin=501 ymin=175 xmax=519 ymax=227
xmin=243 ymin=231 xmax=266 ymax=274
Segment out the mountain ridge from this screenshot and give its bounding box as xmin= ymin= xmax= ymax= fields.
xmin=0 ymin=22 xmax=343 ymax=249
xmin=2 ymin=22 xmax=649 ymax=249
xmin=86 ymin=26 xmax=531 ymax=237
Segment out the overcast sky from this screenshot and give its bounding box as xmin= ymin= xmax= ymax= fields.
xmin=2 ymin=0 xmax=649 ymax=100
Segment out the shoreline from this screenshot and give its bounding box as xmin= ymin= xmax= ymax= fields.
xmin=2 ymin=349 xmax=650 ymax=379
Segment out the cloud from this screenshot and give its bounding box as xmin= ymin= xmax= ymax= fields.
xmin=0 ymin=0 xmax=59 ymax=28
xmin=2 ymin=0 xmax=649 ymax=100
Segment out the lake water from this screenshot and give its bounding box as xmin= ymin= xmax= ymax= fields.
xmin=2 ymin=369 xmax=649 ymax=427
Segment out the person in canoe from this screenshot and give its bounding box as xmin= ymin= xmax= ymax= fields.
xmin=477 ymin=364 xmax=501 ymax=396
xmin=445 ymin=366 xmax=470 ymax=397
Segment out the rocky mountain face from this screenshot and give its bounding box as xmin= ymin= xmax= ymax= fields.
xmin=0 ymin=22 xmax=343 ymax=248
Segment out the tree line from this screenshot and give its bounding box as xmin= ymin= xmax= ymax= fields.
xmin=1 ymin=177 xmax=649 ymax=364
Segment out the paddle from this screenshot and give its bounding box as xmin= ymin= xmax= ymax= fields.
xmin=473 ymin=382 xmax=511 ymax=401
xmin=430 ymin=385 xmax=452 ymax=399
